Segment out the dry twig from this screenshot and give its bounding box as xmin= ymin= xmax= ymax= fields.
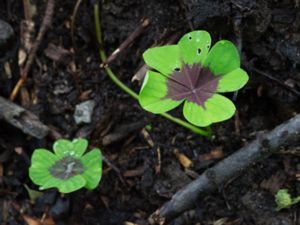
xmin=103 ymin=18 xmax=150 ymax=66
xmin=10 ymin=0 xmax=55 ymax=101
xmin=71 ymin=0 xmax=83 ymax=50
xmin=102 ymin=121 xmax=146 ymax=146
xmin=248 ymin=66 xmax=300 ymax=98
xmin=22 ymin=0 xmax=33 ymax=21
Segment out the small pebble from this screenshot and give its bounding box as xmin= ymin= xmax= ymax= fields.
xmin=73 ymin=100 xmax=96 ymax=124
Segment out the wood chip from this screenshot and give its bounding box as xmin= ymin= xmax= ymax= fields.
xmin=296 ymin=173 xmax=300 ymax=181
xmin=4 ymin=62 xmax=12 ymax=79
xmin=155 ymin=147 xmax=161 ymax=174
xmin=18 ymin=49 xmax=27 ymax=66
xmin=257 ymin=85 xmax=264 ymax=97
xmin=213 ymin=217 xmax=228 ymax=225
xmin=123 ymin=165 xmax=145 ymax=177
xmin=174 ymin=149 xmax=193 ymax=168
xmin=124 ymin=222 xmax=139 ymax=225
xmin=79 ymin=89 xmax=92 ymax=101
xmin=20 ymin=87 xmax=31 ymax=108
xmin=15 ymin=147 xmax=23 ymax=155
xmin=0 ymin=163 xmax=3 ymax=177
xmin=141 ymin=128 xmax=154 ymax=147
xmin=199 ymin=147 xmax=224 ymax=161
xmin=44 ymin=43 xmax=72 ymax=64
xmin=131 ymin=64 xmax=149 ymax=83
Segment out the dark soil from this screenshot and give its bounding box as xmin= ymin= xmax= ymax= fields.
xmin=1 ymin=0 xmax=300 ymax=224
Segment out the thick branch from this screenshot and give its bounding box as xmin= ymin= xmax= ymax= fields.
xmin=0 ymin=96 xmax=49 ymax=139
xmin=150 ymin=113 xmax=300 ymax=224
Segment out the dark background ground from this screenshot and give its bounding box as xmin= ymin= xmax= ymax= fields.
xmin=0 ymin=0 xmax=300 ymax=224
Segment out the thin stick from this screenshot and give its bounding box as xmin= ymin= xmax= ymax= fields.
xmin=93 ymin=2 xmax=211 ymax=137
xmin=248 ymin=66 xmax=300 ymax=98
xmin=23 ymin=0 xmax=33 ymax=21
xmin=103 ymin=18 xmax=150 ymax=66
xmin=102 ymin=155 xmax=126 ymax=185
xmin=149 ymin=113 xmax=300 ymax=224
xmin=71 ymin=0 xmax=83 ymax=50
xmin=10 ymin=0 xmax=55 ymax=101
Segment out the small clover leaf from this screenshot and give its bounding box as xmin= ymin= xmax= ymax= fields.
xmin=53 ymin=138 xmax=88 ymax=158
xmin=29 ymin=138 xmax=102 ymax=193
xmin=139 ymin=30 xmax=249 ymax=127
xmin=81 ymin=149 xmax=102 ymax=189
xmin=275 ymin=189 xmax=300 ymax=211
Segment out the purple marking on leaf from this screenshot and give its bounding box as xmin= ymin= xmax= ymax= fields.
xmin=166 ymin=64 xmax=220 ymax=106
xmin=49 ymin=156 xmax=84 ymax=179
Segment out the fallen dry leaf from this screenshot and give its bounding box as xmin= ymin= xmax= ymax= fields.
xmin=22 ymin=214 xmax=55 ymax=225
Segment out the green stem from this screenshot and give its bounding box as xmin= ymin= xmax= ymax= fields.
xmin=93 ymin=2 xmax=211 ymax=137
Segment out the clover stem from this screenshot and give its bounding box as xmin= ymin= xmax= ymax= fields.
xmin=93 ymin=2 xmax=211 ymax=137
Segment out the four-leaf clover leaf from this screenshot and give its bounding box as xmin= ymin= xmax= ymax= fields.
xmin=29 ymin=139 xmax=102 ymax=193
xmin=139 ymin=30 xmax=249 ymax=127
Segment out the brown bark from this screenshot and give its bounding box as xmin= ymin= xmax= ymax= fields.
xmin=0 ymin=96 xmax=49 ymax=139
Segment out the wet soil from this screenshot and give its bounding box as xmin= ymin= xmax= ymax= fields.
xmin=0 ymin=0 xmax=300 ymax=224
